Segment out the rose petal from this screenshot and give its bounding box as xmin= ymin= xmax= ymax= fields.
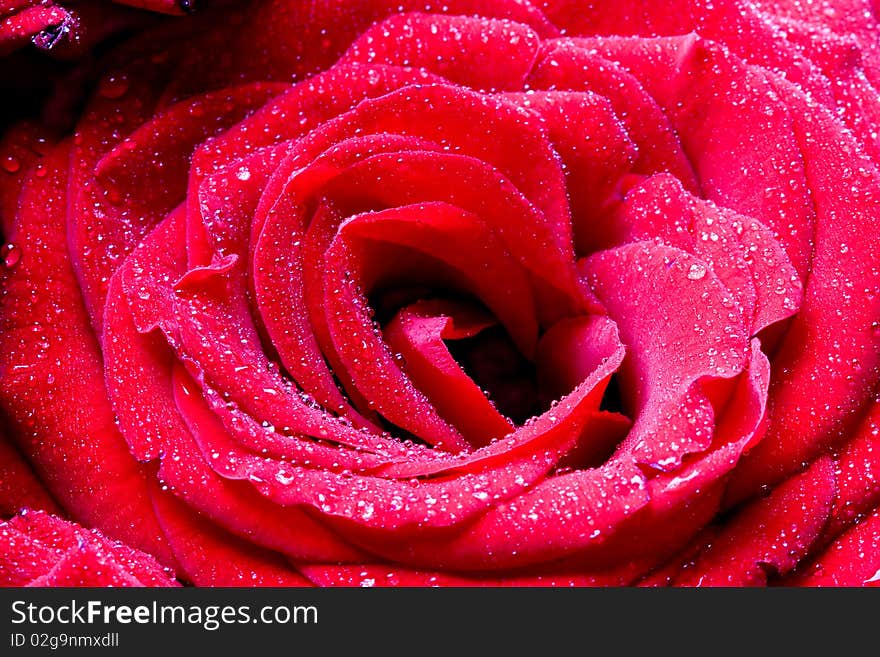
xmin=150 ymin=485 xmax=311 ymax=587
xmin=674 ymin=456 xmax=836 ymax=586
xmin=0 ymin=144 xmax=173 ymax=564
xmin=787 ymin=504 xmax=880 ymax=587
xmin=616 ymin=174 xmax=802 ymax=335
xmin=1 ymin=510 xmax=177 ymax=587
xmin=382 ymin=299 xmax=515 ymax=448
xmin=727 ymin=78 xmax=880 ymax=501
xmin=582 ymin=241 xmax=749 ymax=469
xmin=0 ymin=425 xmax=60 ymax=518
xmin=341 ymin=13 xmax=541 ymax=91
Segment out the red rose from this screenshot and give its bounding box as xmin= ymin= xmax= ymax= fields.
xmin=0 ymin=0 xmax=878 ymax=586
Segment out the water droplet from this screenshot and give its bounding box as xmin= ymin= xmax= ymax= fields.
xmin=687 ymin=263 xmax=707 ymax=280
xmin=98 ymin=74 xmax=130 ymax=99
xmin=358 ymin=501 xmax=375 ymax=520
xmin=105 ymin=182 xmax=123 ymax=204
xmin=275 ymin=470 xmax=295 ymax=485
xmin=2 ymin=156 xmax=20 ymax=173
xmin=2 ymin=243 xmax=21 ymax=269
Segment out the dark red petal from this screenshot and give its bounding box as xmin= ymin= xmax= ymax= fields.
xmin=10 ymin=508 xmax=176 ymax=587
xmin=0 ymin=522 xmax=55 ymax=585
xmin=254 ymin=136 xmax=441 ymax=422
xmin=359 ymin=460 xmax=649 ymax=571
xmin=0 ymin=426 xmax=60 ymax=518
xmin=675 ymin=456 xmax=836 ymax=586
xmin=528 ymin=40 xmax=700 ymax=198
xmin=194 ymin=64 xmax=444 ymax=214
xmin=67 ymin=50 xmax=179 ymax=327
xmin=636 ymin=527 xmax=718 ymax=587
xmin=286 ymin=83 xmax=574 ymax=251
xmin=545 ymin=1 xmax=832 ymax=90
xmin=174 ymin=363 xmax=577 ymax=535
xmin=551 ymin=339 xmax=773 ymax=572
xmin=320 ymin=202 xmax=540 ymax=448
xmin=103 ymin=208 xmax=188 ymax=462
xmin=1 ymin=510 xmax=177 ymax=587
xmin=299 ymin=561 xmax=651 ymax=587
xmin=159 ymin=0 xmax=556 ymax=97
xmin=541 ymin=0 xmax=879 ymax=158
xmin=583 ymin=35 xmax=816 ymax=279
xmin=0 ymin=144 xmax=173 ymax=564
xmin=0 ymin=122 xmax=52 ymax=235
xmin=499 ymin=90 xmax=637 ymax=256
xmin=0 ymin=2 xmax=69 ymax=56
xmin=174 ymin=365 xmax=391 ymax=474
xmin=536 ymin=315 xmax=620 ymax=403
xmin=27 ymin=545 xmax=145 ymax=587
xmin=310 ymin=203 xmax=466 ymax=452
xmin=824 ymin=398 xmax=880 ymax=540
xmin=314 ymin=149 xmax=584 ymax=320
xmin=383 ymin=300 xmax=515 ymax=448
xmin=150 ymin=486 xmax=311 ymax=587
xmin=156 ymin=433 xmax=367 ymax=564
xmin=341 ymin=13 xmax=541 ymax=91
xmin=374 ymin=320 xmax=625 ymax=480
xmin=727 ymin=79 xmax=880 ymax=502
xmin=787 ymin=504 xmax=880 ymax=587
xmin=775 ymin=18 xmax=880 ymax=160
xmin=94 ymin=82 xmax=286 ymax=229
xmin=124 ymin=211 xmax=394 ymax=456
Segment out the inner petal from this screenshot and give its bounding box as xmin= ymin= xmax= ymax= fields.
xmin=384 ymin=299 xmax=515 ymax=448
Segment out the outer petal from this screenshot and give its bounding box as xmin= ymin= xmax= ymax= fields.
xmin=787 ymin=505 xmax=880 ymax=587
xmin=0 ymin=510 xmax=178 ymax=587
xmin=674 ymin=457 xmax=836 ymax=586
xmin=0 ymin=143 xmax=173 ymax=564
xmin=0 ymin=426 xmax=60 ymax=518
xmin=150 ymin=486 xmax=311 ymax=587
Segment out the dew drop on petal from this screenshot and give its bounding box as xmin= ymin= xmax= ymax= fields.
xmin=2 ymin=156 xmax=20 ymax=173
xmin=97 ymin=74 xmax=130 ymax=99
xmin=687 ymin=263 xmax=707 ymax=280
xmin=275 ymin=470 xmax=295 ymax=485
xmin=2 ymin=243 xmax=21 ymax=269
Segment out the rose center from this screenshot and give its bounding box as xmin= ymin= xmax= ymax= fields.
xmin=444 ymin=324 xmax=542 ymax=425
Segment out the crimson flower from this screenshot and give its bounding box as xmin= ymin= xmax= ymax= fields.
xmin=1 ymin=0 xmax=878 ymax=586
